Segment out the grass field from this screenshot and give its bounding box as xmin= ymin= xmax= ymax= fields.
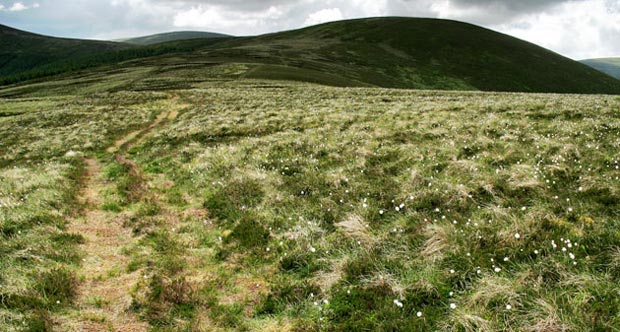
xmin=1 ymin=76 xmax=619 ymax=331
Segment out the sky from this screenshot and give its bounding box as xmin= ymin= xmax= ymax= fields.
xmin=1 ymin=0 xmax=619 ymax=60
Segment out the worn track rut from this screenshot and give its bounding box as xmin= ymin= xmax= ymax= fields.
xmin=55 ymin=104 xmax=182 ymax=331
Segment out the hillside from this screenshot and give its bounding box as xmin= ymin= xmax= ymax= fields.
xmin=581 ymin=57 xmax=620 ymax=79
xmin=117 ymin=31 xmax=230 ymax=45
xmin=3 ymin=18 xmax=620 ymax=94
xmin=198 ymin=17 xmax=620 ymax=93
xmin=0 ymin=24 xmax=131 ymax=78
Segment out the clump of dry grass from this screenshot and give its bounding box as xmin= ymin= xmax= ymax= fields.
xmin=336 ymin=214 xmax=372 ymax=243
xmin=421 ymin=223 xmax=450 ymax=262
xmin=507 ymin=164 xmax=543 ymax=189
xmin=523 ymin=299 xmax=572 ymax=332
xmin=442 ymin=311 xmax=492 ymax=332
xmin=468 ymin=276 xmax=520 ymax=308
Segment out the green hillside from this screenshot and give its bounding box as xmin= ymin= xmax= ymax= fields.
xmin=0 ymin=24 xmax=131 ymax=77
xmin=3 ymin=18 xmax=620 ymax=94
xmin=117 ymin=31 xmax=230 ymax=46
xmin=200 ymin=17 xmax=620 ymax=93
xmin=581 ymin=57 xmax=620 ymax=79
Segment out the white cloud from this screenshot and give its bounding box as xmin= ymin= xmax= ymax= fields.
xmin=349 ymin=0 xmax=387 ymax=17
xmin=430 ymin=0 xmax=488 ymax=20
xmin=493 ymin=0 xmax=620 ymax=59
xmin=304 ymin=8 xmax=344 ymax=26
xmin=9 ymin=2 xmax=28 ymax=11
xmin=0 ymin=1 xmax=40 ymax=12
xmin=173 ymin=4 xmax=286 ymax=35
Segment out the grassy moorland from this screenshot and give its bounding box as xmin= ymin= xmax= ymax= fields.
xmin=0 ymin=71 xmax=619 ymax=331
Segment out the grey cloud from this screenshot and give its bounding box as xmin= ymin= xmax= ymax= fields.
xmin=153 ymin=0 xmax=298 ymax=12
xmin=605 ymin=0 xmax=620 ymax=12
xmin=598 ymin=22 xmax=620 ymax=56
xmin=386 ymin=0 xmax=583 ymax=25
xmin=446 ymin=0 xmax=572 ymax=10
xmin=155 ymin=0 xmax=580 ymax=15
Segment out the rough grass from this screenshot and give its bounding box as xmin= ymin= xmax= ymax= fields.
xmin=126 ymin=84 xmax=620 ymax=331
xmin=1 ymin=79 xmax=620 ymax=331
xmin=0 ymin=92 xmax=160 ymax=331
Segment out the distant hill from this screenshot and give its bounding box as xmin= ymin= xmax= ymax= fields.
xmin=3 ymin=18 xmax=620 ymax=94
xmin=581 ymin=58 xmax=620 ymax=79
xmin=0 ymin=24 xmax=130 ymax=77
xmin=204 ymin=17 xmax=619 ymax=93
xmin=117 ymin=31 xmax=230 ymax=46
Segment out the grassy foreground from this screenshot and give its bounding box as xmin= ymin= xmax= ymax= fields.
xmin=1 ymin=80 xmax=620 ymax=331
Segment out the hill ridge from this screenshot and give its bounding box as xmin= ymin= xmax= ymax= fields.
xmin=193 ymin=17 xmax=620 ymax=93
xmin=0 ymin=23 xmax=130 ymax=78
xmin=2 ymin=17 xmax=620 ymax=94
xmin=117 ymin=30 xmax=230 ymax=46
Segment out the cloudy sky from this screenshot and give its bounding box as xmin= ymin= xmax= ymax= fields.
xmin=1 ymin=0 xmax=619 ymax=59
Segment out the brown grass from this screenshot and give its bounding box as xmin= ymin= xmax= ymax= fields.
xmin=336 ymin=214 xmax=372 ymax=243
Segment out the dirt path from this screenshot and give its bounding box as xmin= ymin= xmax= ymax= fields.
xmin=55 ymin=97 xmax=184 ymax=331
xmin=56 ymin=159 xmax=148 ymax=332
xmin=109 ymin=100 xmax=186 ymax=154
xmin=106 ymin=111 xmax=169 ymax=154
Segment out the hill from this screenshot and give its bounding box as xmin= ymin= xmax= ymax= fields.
xmin=581 ymin=57 xmax=620 ymax=79
xmin=198 ymin=17 xmax=620 ymax=93
xmin=117 ymin=31 xmax=230 ymax=45
xmin=3 ymin=18 xmax=620 ymax=94
xmin=0 ymin=24 xmax=131 ymax=78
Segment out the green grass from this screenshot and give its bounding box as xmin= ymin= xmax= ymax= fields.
xmin=107 ymin=83 xmax=620 ymax=331
xmin=0 ymin=92 xmax=161 ymax=331
xmin=1 ymin=66 xmax=620 ymax=331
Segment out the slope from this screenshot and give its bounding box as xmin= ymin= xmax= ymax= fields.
xmin=117 ymin=31 xmax=230 ymax=45
xmin=3 ymin=18 xmax=620 ymax=94
xmin=581 ymin=57 xmax=620 ymax=79
xmin=0 ymin=24 xmax=131 ymax=78
xmin=197 ymin=17 xmax=620 ymax=93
